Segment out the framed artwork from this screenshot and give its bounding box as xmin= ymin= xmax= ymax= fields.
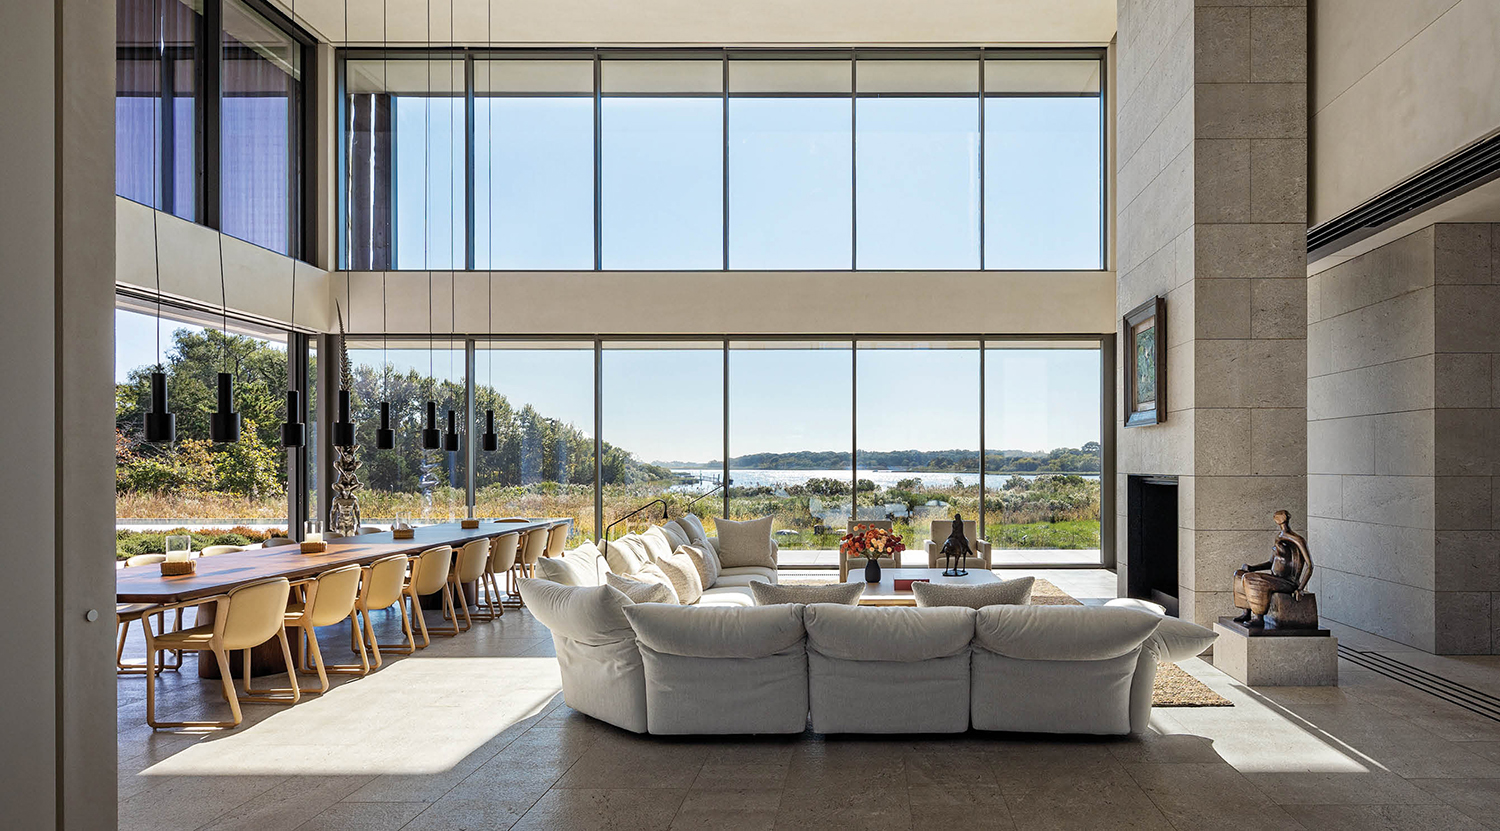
xmin=1123 ymin=296 xmax=1166 ymax=427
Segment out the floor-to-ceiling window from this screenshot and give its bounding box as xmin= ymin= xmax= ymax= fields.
xmin=346 ymin=338 xmax=468 ymax=522
xmin=728 ymin=341 xmax=853 ymax=564
xmin=220 ymin=0 xmax=300 ymax=254
xmin=116 ymin=0 xmax=201 ymax=221
xmin=855 ymin=341 xmax=982 ymax=561
xmin=114 ymin=300 xmax=298 ymax=557
xmin=474 ymin=341 xmax=597 ymax=543
xmin=601 ymin=342 xmax=724 ymax=535
xmin=984 ymin=343 xmax=1103 ymax=564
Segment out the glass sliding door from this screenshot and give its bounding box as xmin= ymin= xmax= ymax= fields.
xmin=984 ymin=342 xmax=1103 ymax=564
xmin=855 ymin=340 xmax=981 ymax=562
xmin=727 ymin=59 xmax=852 ymax=269
xmin=114 ymin=301 xmax=292 ymax=557
xmin=728 ymin=341 xmax=852 ymax=565
xmin=601 ymin=342 xmax=723 ymax=537
xmin=474 ymin=341 xmax=596 ymax=543
xmin=346 ymin=339 xmax=468 ymax=523
xmin=983 ymin=59 xmax=1103 ymax=270
xmin=855 ymin=59 xmax=980 ymax=269
xmin=475 ymin=60 xmax=595 ymax=270
xmin=601 ymin=59 xmax=724 ymax=269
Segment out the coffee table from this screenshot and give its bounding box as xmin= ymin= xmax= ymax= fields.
xmin=857 ymin=567 xmax=1000 ymax=606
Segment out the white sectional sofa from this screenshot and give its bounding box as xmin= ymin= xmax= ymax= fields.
xmin=519 ymin=575 xmax=1170 ymax=737
xmin=535 ymin=524 xmax=779 ymax=606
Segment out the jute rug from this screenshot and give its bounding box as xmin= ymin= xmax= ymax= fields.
xmin=782 ymin=575 xmax=1232 ymax=708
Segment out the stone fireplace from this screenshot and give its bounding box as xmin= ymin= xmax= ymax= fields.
xmin=1126 ymin=476 xmax=1179 ymax=616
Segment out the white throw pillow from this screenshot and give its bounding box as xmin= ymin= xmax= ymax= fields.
xmin=606 ymin=570 xmax=678 ymax=605
xmin=912 ymin=576 xmax=1034 ymax=609
xmin=654 ymin=548 xmax=704 ymax=605
xmin=603 ymin=535 xmax=652 ymax=576
xmin=1149 ymin=616 xmax=1218 ymax=662
xmin=751 ymin=580 xmax=864 ymax=606
xmin=714 ymin=516 xmax=777 ymax=570
xmin=640 ymin=526 xmax=675 ymax=563
xmin=677 ymin=544 xmax=721 ymax=589
xmin=673 ymin=514 xmax=712 ymax=549
xmin=533 ymin=542 xmax=603 ymax=586
xmin=657 ymin=521 xmax=692 ymax=550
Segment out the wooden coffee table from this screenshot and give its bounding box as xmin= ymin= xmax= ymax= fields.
xmin=857 ymin=567 xmax=1000 ymax=606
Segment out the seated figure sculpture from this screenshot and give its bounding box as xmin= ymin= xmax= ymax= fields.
xmin=1233 ymin=510 xmax=1316 ymax=628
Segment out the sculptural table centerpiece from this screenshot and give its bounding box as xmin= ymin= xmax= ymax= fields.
xmin=939 ymin=513 xmax=972 ymax=577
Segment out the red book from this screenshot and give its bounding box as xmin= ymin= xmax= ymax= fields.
xmin=893 ymin=578 xmax=930 ymax=591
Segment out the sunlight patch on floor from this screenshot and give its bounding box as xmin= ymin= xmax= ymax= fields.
xmin=142 ymin=657 xmax=561 ymax=776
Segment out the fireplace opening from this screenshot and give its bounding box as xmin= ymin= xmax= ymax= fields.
xmin=1126 ymin=475 xmax=1179 ymax=617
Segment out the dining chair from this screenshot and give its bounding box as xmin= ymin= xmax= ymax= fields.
xmin=355 ymin=526 xmax=383 ymax=535
xmin=475 ymin=531 xmax=520 ymax=620
xmin=333 ymin=553 xmax=411 ymax=671
xmin=261 ymin=537 xmax=297 ymax=548
xmin=142 ymin=577 xmax=298 ymax=729
xmin=494 ymin=517 xmax=530 ymax=524
xmin=388 ymin=545 xmax=453 ymax=653
xmin=544 ymin=522 xmax=570 ymax=559
xmin=272 ymin=564 xmax=364 ymax=695
xmin=117 ymin=554 xmax=180 ymax=676
xmin=517 ymin=526 xmax=549 ymax=580
xmin=430 ymin=538 xmax=490 ymax=636
xmin=200 ymin=544 xmax=246 ymax=557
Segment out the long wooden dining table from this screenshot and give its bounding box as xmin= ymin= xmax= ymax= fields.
xmin=116 ymin=518 xmax=567 ymax=677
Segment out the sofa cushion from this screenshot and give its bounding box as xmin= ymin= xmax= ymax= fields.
xmin=654 ymin=547 xmax=703 ymax=605
xmin=603 ymin=535 xmax=652 ymax=576
xmin=624 ymin=604 xmax=809 ymax=735
xmin=516 ymin=578 xmax=647 ymax=734
xmin=752 ymin=581 xmax=864 ymax=606
xmin=1148 ymin=616 xmax=1218 ymax=662
xmin=804 ymin=604 xmax=976 ymax=662
xmin=698 ymin=586 xmax=757 ymax=606
xmin=625 ymin=602 xmax=805 ymax=659
xmin=673 ymin=514 xmax=712 ymax=549
xmin=975 ymin=605 xmax=1161 ymax=661
xmin=534 ymin=542 xmax=604 ymax=587
xmin=972 ymin=647 xmax=1143 ymax=736
xmin=714 ymin=516 xmax=777 ymax=570
xmin=678 ymin=543 xmax=721 ymax=589
xmin=657 ymin=521 xmax=692 ymax=549
xmin=912 ymin=576 xmax=1034 ymax=609
xmin=718 ymin=565 xmax=777 ymax=584
xmin=606 ymin=569 xmax=678 ymax=605
xmin=640 ymin=526 xmax=675 ymax=563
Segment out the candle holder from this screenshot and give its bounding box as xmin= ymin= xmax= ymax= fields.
xmin=392 ymin=512 xmax=415 ymax=539
xmin=461 ymin=518 xmax=480 ymax=529
xmin=301 ymin=520 xmax=327 ymax=554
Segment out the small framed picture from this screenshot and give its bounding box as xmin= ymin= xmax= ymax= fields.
xmin=1123 ymin=296 xmax=1166 ymax=427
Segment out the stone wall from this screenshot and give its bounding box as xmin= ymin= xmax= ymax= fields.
xmin=1116 ymin=0 xmax=1308 ymax=627
xmin=1308 ymin=224 xmax=1500 ymax=653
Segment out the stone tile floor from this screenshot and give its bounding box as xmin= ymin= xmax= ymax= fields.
xmin=116 ymin=568 xmax=1500 ymax=830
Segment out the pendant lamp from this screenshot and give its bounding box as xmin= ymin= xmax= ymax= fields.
xmin=422 ymin=400 xmax=441 ymax=450
xmin=479 ymin=0 xmax=498 ymax=454
xmin=376 ymin=401 xmax=395 ymax=449
xmin=419 ymin=6 xmax=439 ymax=453
xmin=332 ymin=303 xmax=356 ymax=447
xmin=374 ymin=0 xmax=395 ymax=451
xmin=281 ymin=390 xmax=306 ymax=447
xmin=444 ymin=409 xmax=459 ymax=452
xmin=210 ymin=234 xmax=241 ymax=444
xmin=144 ymin=21 xmax=175 ymax=444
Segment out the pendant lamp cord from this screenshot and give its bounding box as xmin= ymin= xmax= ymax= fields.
xmin=487 ymin=0 xmax=494 ymax=391
xmin=152 ymin=0 xmax=162 ymax=371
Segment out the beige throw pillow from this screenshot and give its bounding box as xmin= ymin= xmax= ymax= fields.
xmin=657 ymin=521 xmax=692 ymax=549
xmin=639 ymin=526 xmax=675 ymax=563
xmin=606 ymin=569 xmax=678 ymax=605
xmin=714 ymin=516 xmax=776 ymax=569
xmin=603 ymin=535 xmax=652 ymax=576
xmin=677 ymin=544 xmax=721 ymax=589
xmin=654 ymin=548 xmax=704 ymax=605
xmin=751 ymin=580 xmax=864 ymax=606
xmin=912 ymin=576 xmax=1034 ymax=609
xmin=673 ymin=514 xmax=712 ymax=549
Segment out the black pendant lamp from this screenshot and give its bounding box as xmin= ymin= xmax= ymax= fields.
xmin=373 ymin=2 xmax=395 ymax=453
xmin=333 ymin=388 xmax=356 ymax=447
xmin=422 ymin=400 xmax=441 ymax=450
xmin=481 ymin=409 xmax=497 ymax=452
xmin=281 ymin=390 xmax=306 ymax=447
xmin=478 ymin=0 xmax=498 ymax=456
xmin=145 ymin=368 xmax=176 ymax=443
xmin=376 ymin=401 xmax=395 ymax=449
xmin=210 ymin=371 xmax=242 ymax=443
xmin=444 ymin=409 xmax=459 ymax=452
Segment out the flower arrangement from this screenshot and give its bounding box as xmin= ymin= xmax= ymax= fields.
xmin=840 ymin=524 xmax=906 ymax=561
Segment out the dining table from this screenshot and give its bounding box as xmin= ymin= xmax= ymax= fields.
xmin=116 ymin=518 xmax=567 ymax=677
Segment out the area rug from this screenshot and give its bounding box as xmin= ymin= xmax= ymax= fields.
xmin=781 ymin=575 xmax=1232 ymax=708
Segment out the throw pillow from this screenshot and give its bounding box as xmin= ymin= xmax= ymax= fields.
xmin=751 ymin=580 xmax=864 ymax=606
xmin=639 ymin=526 xmax=675 ymax=563
xmin=673 ymin=514 xmax=712 ymax=549
xmin=606 ymin=569 xmax=678 ymax=605
xmin=714 ymin=516 xmax=777 ymax=570
xmin=533 ymin=543 xmax=603 ymax=586
xmin=677 ymin=544 xmax=721 ymax=589
xmin=657 ymin=521 xmax=692 ymax=549
xmin=912 ymin=576 xmax=1034 ymax=609
xmin=1149 ymin=615 xmax=1218 ymax=662
xmin=603 ymin=535 xmax=651 ymax=576
xmin=654 ymin=548 xmax=704 ymax=605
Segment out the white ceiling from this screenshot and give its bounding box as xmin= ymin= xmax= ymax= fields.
xmin=273 ymin=0 xmax=1117 ymax=47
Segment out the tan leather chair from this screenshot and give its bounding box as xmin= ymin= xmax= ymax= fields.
xmin=839 ymin=520 xmax=899 ymax=581
xmin=924 ymin=518 xmax=993 ymax=570
xmin=430 ymin=538 xmax=490 ymax=636
xmin=142 ymin=577 xmax=298 ymax=729
xmin=475 ymin=532 xmax=520 ymax=620
xmin=352 ymin=553 xmax=416 ymax=668
xmin=544 ymin=521 xmax=570 ymax=559
xmin=393 ymin=545 xmax=454 ymax=652
xmin=117 ymin=554 xmax=179 ymax=676
xmin=517 ymin=526 xmax=548 ymax=580
xmin=200 ymin=544 xmax=246 ymax=557
xmin=278 ymin=564 xmax=364 ymax=694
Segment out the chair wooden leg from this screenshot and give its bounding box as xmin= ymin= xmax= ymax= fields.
xmin=325 ymin=614 xmax=373 ymax=676
xmin=411 ymin=592 xmax=431 ymax=648
xmin=242 ymin=629 xmax=302 ymax=703
xmin=428 ymin=583 xmax=464 ymax=637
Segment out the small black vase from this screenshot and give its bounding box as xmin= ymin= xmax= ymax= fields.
xmin=864 ymin=558 xmax=882 ymax=583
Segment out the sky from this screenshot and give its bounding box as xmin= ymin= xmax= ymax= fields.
xmin=119 ymin=80 xmax=1104 ymax=466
